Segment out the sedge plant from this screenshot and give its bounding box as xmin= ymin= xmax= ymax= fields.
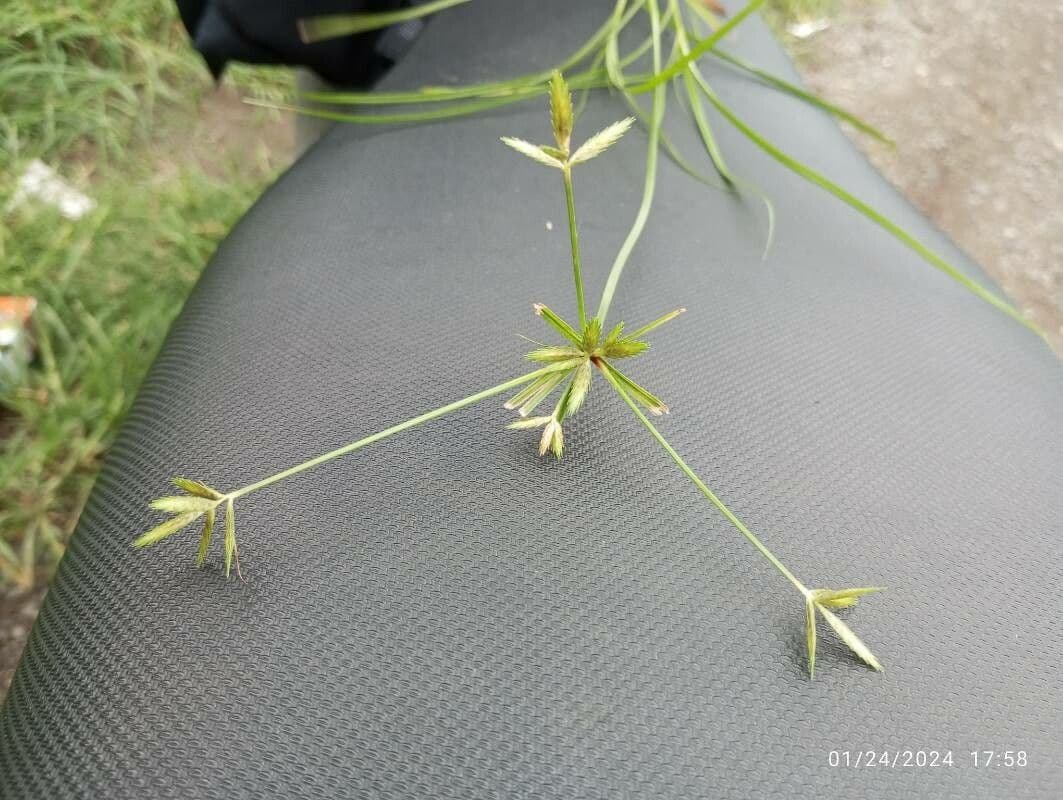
xmin=137 ymin=73 xmax=883 ymax=678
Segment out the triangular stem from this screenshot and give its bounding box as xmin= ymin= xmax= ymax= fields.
xmin=599 ymin=361 xmax=809 ymax=597
xmin=226 ymin=363 xmax=573 ymax=501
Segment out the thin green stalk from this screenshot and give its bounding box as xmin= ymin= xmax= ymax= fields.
xmin=562 ymin=166 xmax=587 ymax=327
xmin=255 ymin=71 xmax=651 ymax=126
xmin=686 ymin=71 xmax=1038 ymax=333
xmin=628 ymin=0 xmax=766 ymax=93
xmin=247 ymin=95 xmax=528 ymax=126
xmin=600 ymin=362 xmax=810 ymax=596
xmin=597 ymin=0 xmax=665 ymax=323
xmin=226 ymin=363 xmax=573 ymax=500
xmin=605 ymin=5 xmax=722 ymax=190
xmin=300 ymin=0 xmax=630 ymax=107
xmin=671 ymin=0 xmax=735 ymax=185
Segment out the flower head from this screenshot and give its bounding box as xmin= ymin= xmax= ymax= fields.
xmin=506 ymin=304 xmax=684 ymax=456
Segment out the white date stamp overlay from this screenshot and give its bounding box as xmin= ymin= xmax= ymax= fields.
xmin=828 ymin=750 xmax=1029 ymax=768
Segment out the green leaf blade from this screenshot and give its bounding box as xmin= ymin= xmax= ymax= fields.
xmin=298 ymin=0 xmax=471 ymax=43
xmin=533 ymin=304 xmax=583 ymax=346
xmin=517 ymin=372 xmax=568 ymax=417
xmin=603 ymin=363 xmax=668 ymax=415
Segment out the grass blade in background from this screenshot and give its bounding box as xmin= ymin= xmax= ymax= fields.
xmin=298 ymin=0 xmax=472 ymax=43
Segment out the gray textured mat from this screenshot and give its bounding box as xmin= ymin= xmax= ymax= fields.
xmin=2 ymin=1 xmax=1060 ymax=797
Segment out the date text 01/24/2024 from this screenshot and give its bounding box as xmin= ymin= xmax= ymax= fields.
xmin=828 ymin=750 xmax=1029 ymax=768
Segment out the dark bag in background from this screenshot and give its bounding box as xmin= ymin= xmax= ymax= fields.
xmin=175 ymin=0 xmax=428 ymax=86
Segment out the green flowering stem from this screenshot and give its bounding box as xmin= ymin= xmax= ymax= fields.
xmin=596 ymin=0 xmax=665 ymax=324
xmin=600 ymin=360 xmax=886 ymax=676
xmin=597 ymin=360 xmax=809 ymax=596
xmin=627 ymin=0 xmax=766 ymax=93
xmin=136 ymin=364 xmax=580 ymax=574
xmin=226 ymin=363 xmax=573 ymax=501
xmin=562 ymin=164 xmax=587 ymax=329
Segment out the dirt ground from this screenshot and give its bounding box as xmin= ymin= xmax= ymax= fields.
xmin=795 ymin=0 xmax=1063 ymax=353
xmin=2 ymin=1 xmax=1060 ymax=701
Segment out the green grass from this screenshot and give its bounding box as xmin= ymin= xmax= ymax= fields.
xmin=1 ymin=0 xmax=288 ymax=588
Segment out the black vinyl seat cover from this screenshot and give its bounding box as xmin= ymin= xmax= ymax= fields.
xmin=2 ymin=2 xmax=1060 ymax=797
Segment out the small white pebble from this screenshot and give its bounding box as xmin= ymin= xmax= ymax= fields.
xmin=545 ymin=221 xmax=553 ymax=231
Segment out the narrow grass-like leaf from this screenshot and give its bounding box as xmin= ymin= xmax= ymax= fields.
xmin=500 ymin=137 xmax=564 ymax=169
xmin=517 ymin=371 xmax=568 ymax=417
xmin=223 ymin=500 xmax=236 ymax=579
xmin=298 ymin=0 xmax=471 ymax=43
xmin=616 ymin=85 xmax=724 ymax=189
xmin=603 ymin=363 xmax=668 ymax=415
xmin=681 ymin=66 xmax=735 ymax=185
xmin=711 ymin=48 xmax=893 ymax=144
xmin=806 ymin=598 xmax=817 ymax=679
xmin=298 ymin=1 xmax=631 ymax=107
xmin=687 ymin=74 xmax=1036 ymax=332
xmin=527 ymin=345 xmax=583 ymax=362
xmin=671 ymin=2 xmax=736 ymax=185
xmin=629 ymin=0 xmax=766 ymax=92
xmin=246 ymin=93 xmax=546 ymax=127
xmin=533 ymin=304 xmax=583 ymax=346
xmin=504 ymin=374 xmax=563 ymax=411
xmin=571 ymin=117 xmax=636 ymax=164
xmin=626 ymin=307 xmax=686 ymax=340
xmin=133 ymin=513 xmax=201 ymax=549
xmin=816 ymin=604 xmax=884 ymax=672
xmin=597 ymin=0 xmax=666 ymax=323
xmin=150 ymin=496 xmax=218 ymax=514
xmin=172 ymin=477 xmax=222 ymax=499
xmin=196 ymin=508 xmax=216 ymax=568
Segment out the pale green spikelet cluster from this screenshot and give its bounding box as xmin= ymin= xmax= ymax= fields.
xmin=805 ymin=587 xmax=884 ymax=678
xmin=501 ymin=72 xmax=636 ymax=171
xmin=134 ymin=478 xmax=241 ymax=579
xmin=503 ymin=303 xmax=682 ymax=458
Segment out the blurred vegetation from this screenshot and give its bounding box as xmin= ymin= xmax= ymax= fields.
xmin=0 ymin=0 xmax=291 ymax=588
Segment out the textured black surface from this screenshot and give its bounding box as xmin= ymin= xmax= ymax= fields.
xmin=2 ymin=2 xmax=1061 ymax=797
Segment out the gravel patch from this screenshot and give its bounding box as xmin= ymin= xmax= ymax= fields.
xmin=793 ymin=0 xmax=1063 ymax=353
